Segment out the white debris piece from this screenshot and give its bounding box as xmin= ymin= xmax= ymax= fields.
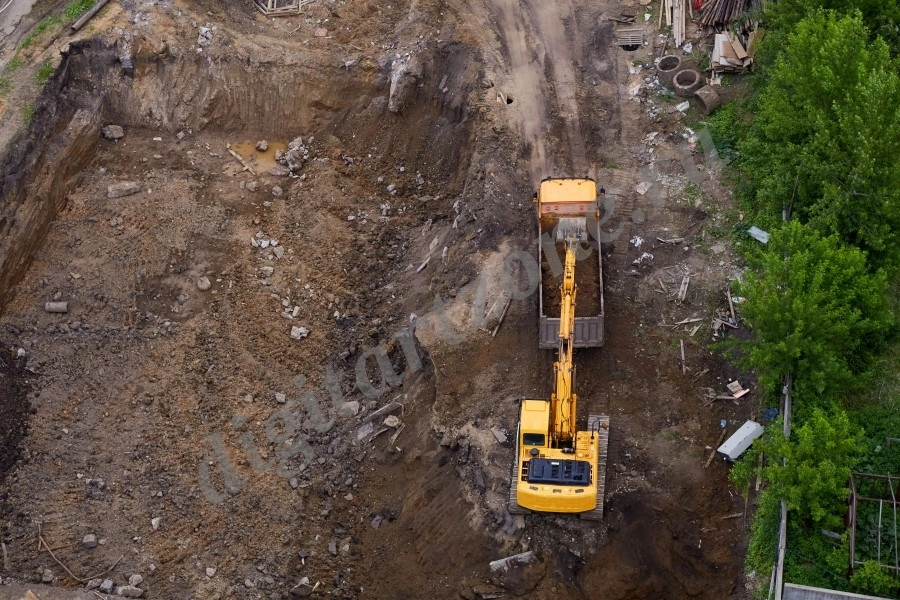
xmin=635 ymin=181 xmax=653 ymax=195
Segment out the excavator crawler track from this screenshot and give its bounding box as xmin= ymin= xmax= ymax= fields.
xmin=579 ymin=414 xmax=610 ymax=521
xmin=507 ymin=453 xmax=531 ymax=515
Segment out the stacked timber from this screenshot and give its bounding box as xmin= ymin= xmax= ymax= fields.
xmin=659 ymin=0 xmax=688 ymax=47
xmin=699 ymin=0 xmax=764 ymax=27
xmin=710 ymin=29 xmax=763 ymax=73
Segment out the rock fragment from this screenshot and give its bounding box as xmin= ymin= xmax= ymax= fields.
xmin=197 ymin=277 xmax=211 ymax=291
xmin=116 ymin=585 xmax=144 ymax=598
xmin=45 ymin=301 xmax=68 ymax=313
xmin=107 ymin=181 xmax=141 ymax=199
xmin=338 ymin=401 xmax=360 ymax=418
xmin=101 ymin=125 xmax=124 ymax=140
xmin=82 ymin=533 xmax=98 ymax=549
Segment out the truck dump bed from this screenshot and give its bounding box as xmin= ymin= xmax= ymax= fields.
xmin=536 ymin=178 xmax=605 ymax=349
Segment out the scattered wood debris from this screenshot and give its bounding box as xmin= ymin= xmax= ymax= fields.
xmin=227 ymin=147 xmax=256 ymax=175
xmin=705 ymin=428 xmax=729 ymax=468
xmin=711 ymin=32 xmax=753 ymax=73
xmin=726 ymin=380 xmax=749 ymax=399
xmin=677 ymin=276 xmax=690 ymax=302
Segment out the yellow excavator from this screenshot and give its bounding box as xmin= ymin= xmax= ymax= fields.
xmin=509 ymin=179 xmax=610 ymax=520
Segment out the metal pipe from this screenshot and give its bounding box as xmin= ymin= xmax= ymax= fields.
xmin=70 ymin=0 xmax=110 ymax=33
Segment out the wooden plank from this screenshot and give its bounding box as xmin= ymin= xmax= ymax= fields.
xmin=704 ymin=428 xmax=728 ymax=468
xmin=728 ymin=31 xmax=748 ymax=59
xmin=491 ymin=297 xmax=513 ymax=337
xmin=755 ymin=452 xmax=764 ymax=491
xmin=678 ymin=276 xmax=690 ymax=302
xmin=726 ymin=287 xmax=737 ymax=324
xmin=228 ymin=148 xmax=256 ymax=175
xmin=680 ymin=339 xmax=686 ymax=375
xmin=675 ymin=317 xmax=702 ymax=325
xmin=774 ymin=501 xmax=787 ymax=600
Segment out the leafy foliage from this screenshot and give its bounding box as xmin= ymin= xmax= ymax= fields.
xmin=738 ymin=11 xmax=900 ymax=268
xmin=737 ymin=221 xmax=892 ymax=405
xmin=850 ymin=560 xmax=900 ymax=597
xmin=765 ymin=1 xmax=900 ymax=57
xmin=763 ymin=410 xmax=861 ymax=529
xmin=744 ymin=489 xmax=782 ymax=588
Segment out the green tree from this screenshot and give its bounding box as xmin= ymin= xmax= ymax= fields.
xmin=738 ymin=221 xmax=892 ymax=405
xmin=764 ymin=410 xmax=861 ymax=529
xmin=739 ymin=11 xmax=900 ymax=268
xmin=763 ymin=1 xmax=900 ymax=58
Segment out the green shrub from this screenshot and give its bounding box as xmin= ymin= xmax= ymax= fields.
xmin=64 ymin=0 xmax=95 ymax=19
xmin=35 ymin=61 xmax=54 ymax=85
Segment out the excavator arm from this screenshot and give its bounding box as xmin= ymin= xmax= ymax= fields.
xmin=550 ymin=235 xmax=579 ymax=446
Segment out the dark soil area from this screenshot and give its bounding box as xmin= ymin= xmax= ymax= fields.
xmin=0 ymin=346 xmax=29 ymax=479
xmin=541 ymin=240 xmax=603 ymax=318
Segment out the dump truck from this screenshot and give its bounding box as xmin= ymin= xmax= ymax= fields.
xmin=535 ymin=177 xmax=605 ymax=349
xmin=509 ymin=223 xmax=610 ymax=520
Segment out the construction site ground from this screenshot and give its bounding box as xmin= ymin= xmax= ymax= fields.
xmin=0 ymin=0 xmax=756 ymax=598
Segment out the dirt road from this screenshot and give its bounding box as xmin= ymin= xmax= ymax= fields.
xmin=0 ymin=0 xmax=753 ymax=598
xmin=0 ymin=0 xmax=38 ymax=39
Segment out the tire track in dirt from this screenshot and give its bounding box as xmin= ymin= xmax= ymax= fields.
xmin=488 ymin=0 xmax=551 ymax=182
xmin=484 ymin=0 xmax=591 ymax=181
xmin=528 ymin=0 xmax=589 ymax=175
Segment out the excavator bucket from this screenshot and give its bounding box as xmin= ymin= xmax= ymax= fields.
xmin=554 ymin=217 xmax=588 ymax=243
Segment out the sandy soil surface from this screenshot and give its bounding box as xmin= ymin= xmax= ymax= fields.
xmin=0 ymin=0 xmax=757 ymax=598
